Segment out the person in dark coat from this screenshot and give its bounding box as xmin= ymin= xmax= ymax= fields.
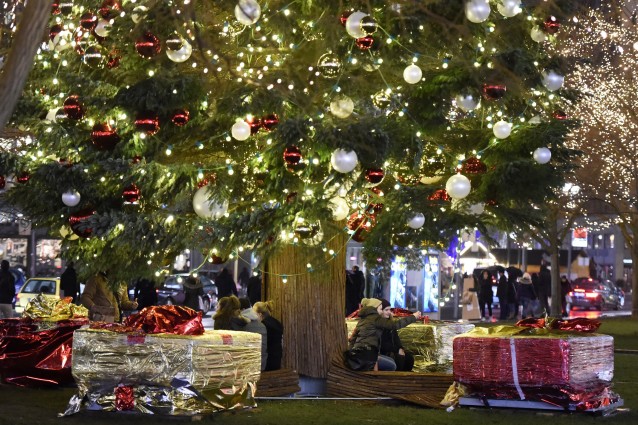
xmin=506 ymin=274 xmax=519 ymax=320
xmin=134 ymin=277 xmax=158 ymax=310
xmin=182 ymin=276 xmax=204 ymax=311
xmin=345 ymin=265 xmax=365 ymax=316
xmin=246 ymin=273 xmax=262 ymax=305
xmin=237 ymin=267 xmax=250 ymax=296
xmin=253 ymin=300 xmax=284 ymax=371
xmin=477 ymin=270 xmax=493 ymax=321
xmin=496 ymin=270 xmax=509 ymax=320
xmin=215 ymin=268 xmax=238 ymax=298
xmin=60 ymin=262 xmax=80 ymax=303
xmin=519 ymin=272 xmax=538 ymax=319
xmin=378 ymin=298 xmax=415 ymax=371
xmin=0 ymin=260 xmax=16 ymax=319
xmin=560 ymin=275 xmax=572 ymax=317
xmin=537 ymin=264 xmax=552 ymax=315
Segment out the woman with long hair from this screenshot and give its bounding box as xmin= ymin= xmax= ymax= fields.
xmin=253 ymin=300 xmax=283 ymax=371
xmin=213 ymin=295 xmax=248 ymax=330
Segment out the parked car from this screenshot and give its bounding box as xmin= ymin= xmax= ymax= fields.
xmin=9 ymin=267 xmax=27 ymax=306
xmin=14 ymin=277 xmax=61 ymax=314
xmin=566 ymin=277 xmax=622 ymax=312
xmin=157 ymin=273 xmax=218 ymax=313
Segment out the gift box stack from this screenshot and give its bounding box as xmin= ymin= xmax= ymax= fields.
xmin=0 ymin=295 xmax=88 ymax=386
xmin=64 ymin=306 xmax=261 ymax=416
xmin=453 ymin=319 xmax=622 ymax=411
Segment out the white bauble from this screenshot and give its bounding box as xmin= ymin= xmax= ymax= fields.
xmin=49 ymin=30 xmax=72 ymax=52
xmin=94 ymin=19 xmax=111 ymax=37
xmin=345 ymin=11 xmax=368 ymax=38
xmin=533 ymin=147 xmax=552 ymax=164
xmin=45 ymin=109 xmax=59 ymax=122
xmin=493 ymin=120 xmax=512 ymax=139
xmin=330 ymin=95 xmax=355 ymax=119
xmin=193 ymin=186 xmax=229 ymax=219
xmin=456 ymin=94 xmax=480 ymax=111
xmin=231 ymin=120 xmax=251 ymax=141
xmin=407 ymin=213 xmax=425 ymax=229
xmin=542 ymin=70 xmax=564 ymax=92
xmin=331 ymin=149 xmax=358 ymax=173
xmin=131 ymin=6 xmax=148 ymax=24
xmin=465 ymin=0 xmax=491 ymax=23
xmin=62 ymin=190 xmax=81 ymax=207
xmin=403 ymin=64 xmax=422 ymax=84
xmin=420 ymin=174 xmax=444 ymax=185
xmin=529 ymin=115 xmax=542 ymax=125
xmin=328 ymin=197 xmax=349 ymax=221
xmin=530 ymin=26 xmax=548 ymax=43
xmin=445 ymin=174 xmax=471 ymax=199
xmin=497 ymin=0 xmax=521 ymax=17
xmin=166 ymin=40 xmax=193 ymax=63
xmin=469 ymin=203 xmax=485 ymax=215
xmin=235 ymin=0 xmax=261 ymax=26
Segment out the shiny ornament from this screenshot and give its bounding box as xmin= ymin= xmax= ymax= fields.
xmin=247 ymin=117 xmax=262 ymax=134
xmin=135 ymin=32 xmax=161 ymax=59
xmin=420 ymin=174 xmax=445 ymax=185
xmin=328 ymin=197 xmax=349 ymax=221
xmin=347 ymin=212 xmax=376 ymax=243
xmin=360 ymin=16 xmax=378 ymax=35
xmin=403 ymin=64 xmax=422 ymax=84
xmin=62 ymin=190 xmax=81 ymax=207
xmin=530 ymin=26 xmax=548 ymax=43
xmin=330 ymin=95 xmax=355 ymax=118
xmin=231 ymin=120 xmax=251 ymax=140
xmin=91 ymin=122 xmax=120 ymax=150
xmin=493 ymin=120 xmax=512 ymax=139
xmin=482 ymin=84 xmax=507 ymax=100
xmin=63 ymin=95 xmax=84 ymax=120
xmin=445 ymin=174 xmax=471 ymax=199
xmin=94 ymin=19 xmax=111 ymax=37
xmin=543 ymin=16 xmax=560 ymax=34
xmin=45 ymin=108 xmax=61 ymax=123
xmin=317 ymin=53 xmax=342 ymax=78
xmin=456 ymin=94 xmax=480 ymax=111
xmin=345 ymin=11 xmax=368 ymax=38
xmin=107 ymin=50 xmax=121 ymax=68
xmin=99 ymin=0 xmax=121 ymax=19
xmin=192 ymin=186 xmax=228 ymax=219
xmin=135 ymin=112 xmax=160 ymax=135
xmin=261 ymin=114 xmax=279 ymax=131
xmin=365 ymin=168 xmax=385 ymax=185
xmin=16 ymin=172 xmax=30 ymax=184
xmin=122 ymin=183 xmax=141 ymax=204
xmin=462 ymin=157 xmax=487 ymax=175
xmin=235 ymin=0 xmax=261 ymax=26
xmin=80 ymin=12 xmax=98 ymax=31
xmin=331 ymin=149 xmax=358 ymax=173
xmin=49 ymin=30 xmax=72 ymax=52
xmin=294 ymin=223 xmax=319 ymax=239
xmin=131 ymin=5 xmax=148 ymax=23
xmin=533 ymin=147 xmax=552 ymax=164
xmin=497 ymin=0 xmax=521 ymax=17
xmin=69 ymin=208 xmax=96 ymax=238
xmin=82 ymin=45 xmax=104 ymax=67
xmin=340 ymin=11 xmax=353 ymax=26
xmin=73 ymin=28 xmax=90 ymax=55
xmin=407 ymin=213 xmax=425 ymax=229
xmin=542 ymin=70 xmax=564 ymax=91
xmin=166 ymin=35 xmax=193 ymax=63
xmin=355 ymin=36 xmax=374 ymax=50
xmin=49 ymin=24 xmax=62 ymax=41
xmin=553 ymin=110 xmax=568 ymax=120
xmin=171 ymin=109 xmax=190 ymax=126
xmin=465 ymin=0 xmax=491 ymax=23
xmin=283 ymin=146 xmax=302 ymax=166
xmin=529 ymin=115 xmax=542 ymax=125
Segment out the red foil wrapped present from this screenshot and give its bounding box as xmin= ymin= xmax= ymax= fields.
xmin=115 ymin=385 xmax=135 ymax=411
xmin=123 ymin=305 xmax=204 ymax=335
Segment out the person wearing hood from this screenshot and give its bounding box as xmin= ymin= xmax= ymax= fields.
xmin=348 ymin=298 xmax=421 ymax=371
xmin=378 ymin=298 xmax=415 ymax=371
xmin=213 ymin=296 xmax=249 ymax=330
xmin=239 ymin=297 xmax=268 ymax=371
xmin=519 ymin=272 xmax=538 ymax=319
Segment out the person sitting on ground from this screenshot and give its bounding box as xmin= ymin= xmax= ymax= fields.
xmin=213 ymin=295 xmax=249 ymax=330
xmin=239 ymin=297 xmax=268 ymax=371
xmin=348 ymin=298 xmax=421 ymax=371
xmin=253 ymin=300 xmax=283 ymax=371
xmin=378 ymin=298 xmax=415 ymax=371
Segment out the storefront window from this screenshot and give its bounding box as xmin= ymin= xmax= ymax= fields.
xmin=0 ymin=237 xmax=28 ymax=268
xmin=35 ymin=239 xmax=63 ymax=276
xmin=606 ymin=234 xmax=615 ymax=249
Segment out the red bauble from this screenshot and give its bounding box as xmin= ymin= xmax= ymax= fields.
xmin=122 ymin=183 xmax=141 ymax=204
xmin=247 ymin=117 xmax=262 ymax=134
xmin=52 ymin=2 xmax=61 ymax=15
xmin=365 ymin=168 xmax=385 ymax=184
xmin=80 ymin=12 xmax=98 ymax=31
xmin=482 ymin=84 xmax=507 ymax=101
xmin=107 ymin=50 xmax=121 ymax=69
xmin=171 ymin=109 xmax=190 ymax=126
xmin=52 ymin=2 xmax=72 ymax=15
xmin=73 ymin=28 xmax=89 ymax=56
xmin=197 ymin=173 xmax=217 ymax=188
xmin=462 ymin=157 xmax=487 ymax=175
xmin=135 ymin=32 xmax=161 ymax=59
xmin=356 ymin=36 xmax=374 ymax=50
xmin=17 ymin=172 xmax=30 ymax=184
xmin=99 ymin=0 xmax=122 ymax=19
xmin=0 ymin=176 xmax=5 ymax=189
xmin=340 ymin=11 xmax=353 ymax=26
xmin=63 ymin=95 xmax=85 ymax=120
xmin=69 ymin=208 xmax=96 ymax=238
xmin=135 ymin=112 xmax=160 ymax=135
xmin=347 ymin=212 xmax=376 ymax=243
xmin=543 ymin=16 xmax=560 ymax=34
xmin=261 ymin=114 xmax=279 ymax=131
xmin=50 ymin=24 xmax=62 ymax=41
xmin=131 ymin=155 xmax=143 ymax=164
xmin=286 ymin=192 xmax=298 ymax=203
xmin=428 ymin=189 xmax=450 ymax=201
xmin=91 ymin=122 xmax=120 ymax=150
xmin=553 ymin=110 xmax=568 ymax=120
xmin=283 ymin=145 xmax=302 ymax=166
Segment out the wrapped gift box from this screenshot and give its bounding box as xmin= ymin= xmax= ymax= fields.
xmin=66 ymin=328 xmax=261 ymax=415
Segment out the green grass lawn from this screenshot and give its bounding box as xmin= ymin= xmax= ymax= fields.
xmin=1 ymin=317 xmax=637 ymax=425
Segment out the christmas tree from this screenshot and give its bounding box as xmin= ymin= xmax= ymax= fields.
xmin=1 ymin=0 xmax=583 ymax=375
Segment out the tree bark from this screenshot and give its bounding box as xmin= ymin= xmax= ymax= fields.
xmin=0 ymin=0 xmax=53 ymax=132
xmin=550 ymin=242 xmax=561 ymax=317
xmin=265 ymin=230 xmax=347 ymax=378
xmin=632 ymin=242 xmax=638 ymax=319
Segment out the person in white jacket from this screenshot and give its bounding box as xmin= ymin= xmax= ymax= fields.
xmin=239 ymin=297 xmax=268 ymax=371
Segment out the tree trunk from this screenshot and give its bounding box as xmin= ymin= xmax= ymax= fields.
xmin=550 ymin=244 xmax=561 ymax=317
xmin=265 ymin=231 xmax=347 ymax=378
xmin=632 ymin=243 xmax=638 ymax=319
xmin=0 ymin=0 xmax=53 ymax=132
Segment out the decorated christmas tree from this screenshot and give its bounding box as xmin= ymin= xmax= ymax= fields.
xmin=1 ymin=0 xmax=583 ymax=375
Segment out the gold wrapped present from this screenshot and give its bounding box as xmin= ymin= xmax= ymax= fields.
xmin=23 ymin=294 xmax=88 ymax=321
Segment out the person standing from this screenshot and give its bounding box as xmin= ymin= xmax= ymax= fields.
xmin=477 ymin=270 xmax=493 ymax=321
xmin=246 ymin=272 xmax=262 ymax=305
xmin=239 ymin=297 xmax=268 ymax=371
xmin=253 ymin=300 xmax=284 ymax=371
xmin=538 ymin=263 xmax=552 ymax=316
xmin=496 ymin=270 xmax=509 ymax=320
xmin=134 ymin=277 xmax=158 ymax=310
xmin=345 ymin=265 xmax=365 ymax=316
xmin=60 ymin=262 xmax=80 ymax=303
xmin=81 ymin=271 xmax=138 ymax=322
xmin=0 ymin=260 xmax=16 ymax=319
xmin=182 ymin=276 xmax=204 ymax=311
xmin=237 ymin=267 xmax=250 ymax=297
xmin=215 ymin=268 xmax=238 ymax=298
xmin=560 ymin=275 xmax=572 ymax=317
xmin=519 ymin=272 xmax=537 ymax=319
